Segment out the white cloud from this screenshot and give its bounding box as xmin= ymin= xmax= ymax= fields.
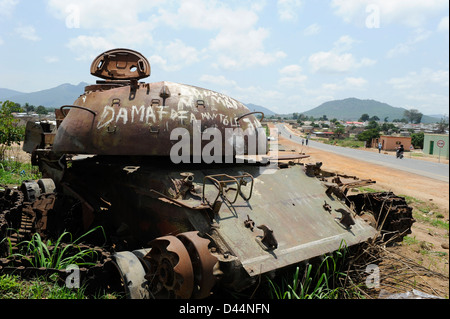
xmin=331 ymin=0 xmax=448 ymax=28
xmin=165 ymin=39 xmax=202 ymax=66
xmin=47 ymin=0 xmax=159 ymax=59
xmin=303 ymin=23 xmax=321 ymax=36
xmin=0 ymin=0 xmax=18 ymax=17
xmin=277 ymin=0 xmax=303 ymax=21
xmin=44 ymin=56 xmax=59 ymax=63
xmin=438 ymin=16 xmax=449 ymax=32
xmin=47 ymin=0 xmax=282 ymax=71
xmin=149 ymin=40 xmax=202 ymax=73
xmin=15 ymin=25 xmax=40 ymax=41
xmin=210 ymin=26 xmax=286 ymax=70
xmin=308 ymin=35 xmax=375 ymax=73
xmin=156 ymin=1 xmax=284 ymax=70
xmin=345 ymin=77 xmax=367 ymax=87
xmin=333 ymin=35 xmax=358 ymax=53
xmin=322 ymin=77 xmax=367 ymax=92
xmin=386 ymin=28 xmax=432 ymax=58
xmin=278 ymin=64 xmax=307 ymax=87
xmin=67 ymin=36 xmax=115 ymax=61
xmin=199 ymin=75 xmax=237 ymax=87
xmin=387 ymin=68 xmax=449 ymax=89
xmin=47 ymin=0 xmax=162 ymax=30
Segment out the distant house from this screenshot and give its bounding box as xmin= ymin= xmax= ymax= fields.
xmin=345 ymin=121 xmax=364 ymax=126
xmin=314 ymin=132 xmax=335 ymax=139
xmin=301 ymin=125 xmax=314 ymax=133
xmin=423 ymin=134 xmax=449 ymax=159
xmin=315 ymin=131 xmax=349 ymax=139
xmin=372 ymin=135 xmax=412 ymax=151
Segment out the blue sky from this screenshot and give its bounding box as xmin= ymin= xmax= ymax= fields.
xmin=0 ymin=0 xmax=448 ymax=115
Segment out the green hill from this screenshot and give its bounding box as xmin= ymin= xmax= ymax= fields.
xmin=302 ymin=98 xmax=438 ymax=123
xmin=0 ymin=82 xmax=88 ymax=109
xmin=244 ymin=103 xmax=276 ymax=116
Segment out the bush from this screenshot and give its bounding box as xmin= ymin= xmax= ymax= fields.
xmin=0 ymin=100 xmax=25 ymax=160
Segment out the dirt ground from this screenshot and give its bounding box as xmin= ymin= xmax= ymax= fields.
xmin=270 ymin=124 xmax=449 ymax=298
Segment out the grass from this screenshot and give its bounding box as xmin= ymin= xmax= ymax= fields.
xmin=322 ymin=137 xmax=365 ymax=148
xmin=8 ymin=229 xmax=104 ymax=270
xmin=399 ymin=194 xmax=449 ymax=231
xmin=0 ymin=226 xmax=121 ymax=299
xmin=266 ymin=242 xmax=365 ymax=299
xmin=0 ymin=159 xmax=41 ymax=186
xmin=0 ymin=274 xmax=88 ymax=299
xmin=5 ymin=226 xmax=107 ymax=269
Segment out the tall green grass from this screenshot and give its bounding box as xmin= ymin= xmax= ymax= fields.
xmin=8 ymin=226 xmax=106 ymax=269
xmin=0 ymin=159 xmax=41 ymax=185
xmin=267 ymin=242 xmax=364 ymax=299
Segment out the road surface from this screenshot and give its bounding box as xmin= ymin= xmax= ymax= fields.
xmin=276 ymin=124 xmax=449 ymax=183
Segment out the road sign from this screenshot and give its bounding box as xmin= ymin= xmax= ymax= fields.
xmin=437 ymin=140 xmax=445 ymax=148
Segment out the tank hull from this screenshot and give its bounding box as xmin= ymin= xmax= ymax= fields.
xmin=60 ymin=156 xmax=377 ymax=278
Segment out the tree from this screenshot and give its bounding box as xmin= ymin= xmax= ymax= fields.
xmin=11 ymin=103 xmax=23 ymax=113
xmin=381 ymin=122 xmax=399 ymax=133
xmin=404 ymin=109 xmax=423 ymax=124
xmin=0 ymin=100 xmax=25 ymax=160
xmin=359 ymin=113 xmax=370 ymax=121
xmin=24 ymin=102 xmax=35 ymax=114
xmin=357 ymin=129 xmax=380 ymax=145
xmin=333 ymin=126 xmax=345 ymax=139
xmin=36 ymin=105 xmax=48 ymax=115
xmin=411 ymin=132 xmax=424 ymax=149
xmin=436 ymin=116 xmax=449 ymax=133
xmin=369 ymin=115 xmax=380 ymax=121
xmin=367 ymin=120 xmax=380 ymax=130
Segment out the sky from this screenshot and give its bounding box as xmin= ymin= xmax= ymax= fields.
xmin=0 ymin=0 xmax=448 ymax=116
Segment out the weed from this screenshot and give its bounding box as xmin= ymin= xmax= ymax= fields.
xmin=0 ymin=274 xmax=87 ymax=299
xmin=9 ymin=226 xmax=106 ymax=269
xmin=0 ymin=159 xmax=41 ymax=185
xmin=266 ymin=241 xmax=364 ymax=299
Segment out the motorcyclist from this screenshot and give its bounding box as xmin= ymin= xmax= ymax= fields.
xmin=396 ymin=144 xmax=404 ymax=159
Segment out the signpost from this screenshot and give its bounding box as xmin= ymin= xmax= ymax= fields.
xmin=437 ymin=140 xmax=445 ymax=163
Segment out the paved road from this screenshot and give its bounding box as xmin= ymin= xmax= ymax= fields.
xmin=276 ymin=124 xmax=449 ymax=183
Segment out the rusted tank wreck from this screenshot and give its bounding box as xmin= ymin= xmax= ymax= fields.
xmin=2 ymin=49 xmax=414 ymax=299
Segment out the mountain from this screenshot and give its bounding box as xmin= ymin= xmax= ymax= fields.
xmin=0 ymin=88 xmax=24 ymax=100
xmin=244 ymin=103 xmax=276 ymax=116
xmin=0 ymin=82 xmax=89 ymax=109
xmin=302 ymin=97 xmax=438 ymax=124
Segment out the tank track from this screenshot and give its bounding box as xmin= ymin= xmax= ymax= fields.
xmin=0 ymin=186 xmax=113 ymax=287
xmin=347 ymin=191 xmax=415 ymax=243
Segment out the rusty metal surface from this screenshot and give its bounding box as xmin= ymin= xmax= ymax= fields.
xmin=146 ymin=235 xmax=194 ymax=299
xmin=53 ymin=81 xmax=265 ymax=157
xmin=90 ymin=48 xmax=150 ymax=80
xmin=177 ymin=231 xmax=218 ymax=299
xmin=209 ymin=164 xmax=378 ymax=276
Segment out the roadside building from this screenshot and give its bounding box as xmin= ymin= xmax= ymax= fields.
xmin=423 ymin=134 xmax=449 ymax=159
xmin=301 ymin=125 xmax=314 ymax=133
xmin=372 ymin=135 xmax=412 ymax=151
